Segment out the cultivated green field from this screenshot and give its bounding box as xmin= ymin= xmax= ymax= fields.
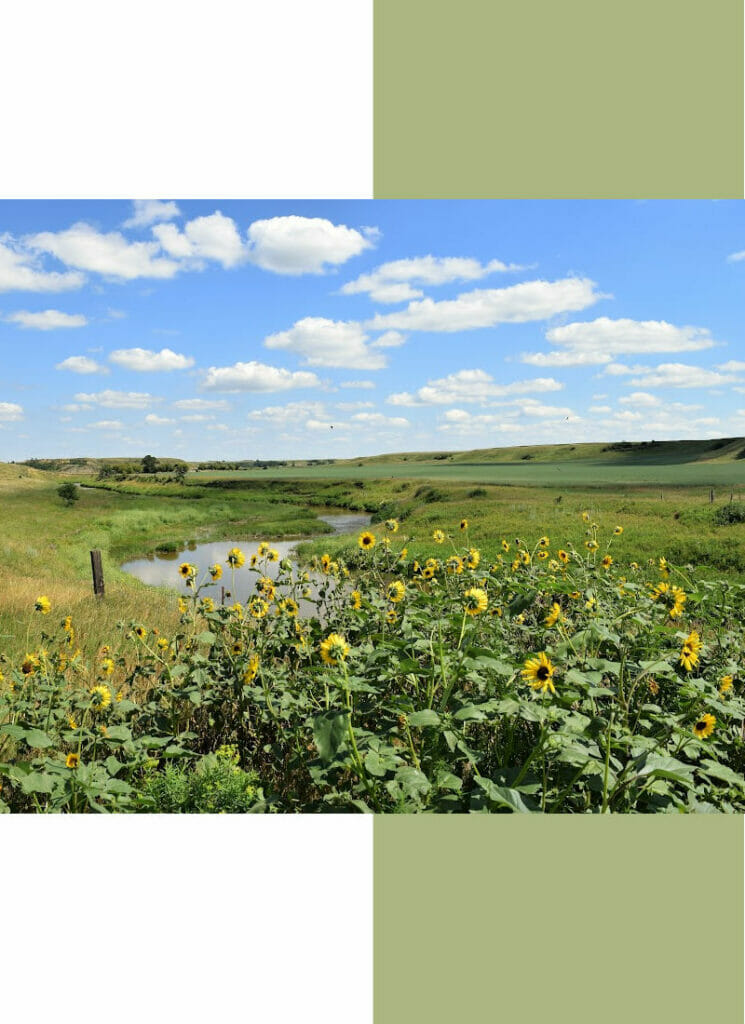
xmin=193 ymin=458 xmax=745 ymax=488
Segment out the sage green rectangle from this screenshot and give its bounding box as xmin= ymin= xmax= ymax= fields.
xmin=374 ymin=0 xmax=744 ymax=198
xmin=374 ymin=817 xmax=743 ymax=1023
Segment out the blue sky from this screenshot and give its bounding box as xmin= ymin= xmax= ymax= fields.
xmin=1 ymin=199 xmax=744 ymax=461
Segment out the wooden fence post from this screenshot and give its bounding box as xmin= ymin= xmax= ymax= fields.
xmin=90 ymin=550 xmax=105 ymax=597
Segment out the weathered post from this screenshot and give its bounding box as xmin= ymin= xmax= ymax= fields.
xmin=710 ymin=488 xmax=714 ymax=504
xmin=221 ymin=585 xmax=225 ymax=606
xmin=90 ymin=550 xmax=105 ymax=598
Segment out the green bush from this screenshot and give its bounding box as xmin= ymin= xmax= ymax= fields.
xmin=714 ymin=504 xmax=745 ymax=526
xmin=137 ymin=747 xmax=263 ymax=813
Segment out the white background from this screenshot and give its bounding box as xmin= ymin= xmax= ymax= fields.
xmin=0 ymin=1 xmax=373 ymax=198
xmin=0 ymin=3 xmax=373 ymax=1022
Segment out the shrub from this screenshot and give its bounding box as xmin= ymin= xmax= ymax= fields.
xmin=57 ymin=482 xmax=79 ymax=507
xmin=714 ymin=504 xmax=745 ymax=526
xmin=137 ymin=748 xmax=263 ymax=813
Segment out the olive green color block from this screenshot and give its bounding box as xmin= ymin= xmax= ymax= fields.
xmin=374 ymin=0 xmax=744 ymax=198
xmin=374 ymin=816 xmax=743 ymax=1022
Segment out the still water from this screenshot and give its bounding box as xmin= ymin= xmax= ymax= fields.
xmin=121 ymin=512 xmax=371 ymax=612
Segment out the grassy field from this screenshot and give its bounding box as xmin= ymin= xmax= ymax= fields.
xmin=4 ymin=443 xmax=745 ymax=813
xmin=3 ymin=450 xmax=745 ymax=670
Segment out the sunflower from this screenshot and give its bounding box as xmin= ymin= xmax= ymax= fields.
xmin=537 ymin=550 xmax=548 ymax=561
xmin=90 ymin=684 xmax=112 ymax=711
xmin=243 ymin=654 xmax=260 ymax=684
xmin=538 ymin=536 xmax=549 ymax=548
xmin=226 ymin=547 xmax=246 ymax=568
xmin=466 ymin=547 xmax=481 ymax=570
xmin=250 ymin=554 xmax=258 ymax=568
xmin=581 ymin=511 xmax=590 ymax=523
xmin=544 ymin=602 xmax=562 ymax=627
xmin=679 ymin=630 xmax=703 ymax=672
xmin=258 ymin=541 xmax=270 ymax=557
xmin=614 ymin=525 xmax=624 ymax=535
xmin=267 ymin=549 xmax=279 ymax=563
xmin=209 ymin=563 xmax=223 ymax=581
xmin=386 ymin=608 xmax=398 ymax=624
xmin=157 ymin=637 xmax=170 ymax=650
xmin=63 ymin=615 xmax=73 ymax=633
xmin=231 ymin=641 xmax=243 ymax=656
xmin=421 ymin=565 xmax=436 ymax=580
xmin=201 ymin=597 xmax=215 ymax=613
xmin=558 ymin=549 xmax=570 ymax=565
xmin=101 ymin=657 xmax=115 ymax=675
xmin=501 ymin=539 xmax=510 ymax=552
xmin=178 ymin=597 xmax=189 ymax=615
xmin=585 ymin=540 xmax=599 ymax=552
xmin=446 ymin=555 xmax=464 ymax=575
xmin=21 ymin=653 xmax=39 ymax=676
xmin=522 ymin=652 xmax=556 ymax=694
xmin=257 ymin=576 xmax=275 ymax=601
xmin=520 ymin=551 xmax=531 ymax=566
xmin=350 ymin=590 xmax=362 ymax=611
xmin=249 ymin=597 xmax=268 ymax=619
xmin=432 ymin=529 xmax=446 ymax=544
xmin=387 ymin=581 xmax=406 ymax=603
xmin=321 ymin=553 xmax=332 ymax=573
xmin=720 ymin=675 xmax=734 ymax=698
xmin=659 ymin=557 xmax=669 ymax=578
xmin=319 ymin=632 xmax=350 ymax=666
xmin=178 ymin=562 xmax=196 ymax=581
xmin=66 ymin=753 xmax=80 ymax=769
xmin=693 ymin=713 xmax=715 ymax=739
xmin=279 ymin=597 xmax=299 ymax=617
xmin=385 ymin=518 xmax=399 ymax=533
xmin=669 ymin=586 xmax=687 ymax=619
xmin=585 ymin=595 xmax=597 ymax=611
xmin=134 ymin=625 xmax=147 ymax=640
xmin=601 ymin=555 xmax=613 ymax=570
xmin=34 ymin=595 xmax=51 ymax=615
xmin=459 ymin=518 xmax=468 ymax=531
xmin=463 ymin=587 xmax=488 ymax=616
xmin=358 ymin=531 xmax=376 ymax=551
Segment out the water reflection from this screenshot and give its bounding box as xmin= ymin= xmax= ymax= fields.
xmin=121 ymin=513 xmax=371 ymax=612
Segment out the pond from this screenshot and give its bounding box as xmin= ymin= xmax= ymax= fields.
xmin=121 ymin=512 xmax=372 ymax=613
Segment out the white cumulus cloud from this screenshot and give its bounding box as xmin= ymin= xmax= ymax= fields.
xmin=387 ymin=368 xmax=563 ymax=406
xmin=26 ymin=223 xmax=181 ymax=280
xmin=7 ymin=309 xmax=87 ymax=329
xmin=369 ymin=277 xmax=603 ymax=332
xmin=74 ymin=389 xmax=157 ymax=408
xmin=171 ymin=398 xmax=230 ymax=411
xmin=245 ymin=216 xmax=373 ymax=274
xmin=521 ymin=317 xmax=718 ymax=367
xmin=0 ymin=401 xmax=23 ymax=421
xmin=152 ymin=212 xmax=245 ymax=268
xmin=604 ymin=362 xmax=740 ymax=389
xmin=202 ymin=360 xmax=320 ymax=393
xmin=56 ymin=356 xmax=108 ymax=374
xmin=264 ymin=317 xmax=386 ymax=370
xmin=371 ymin=330 xmax=407 ymax=349
xmin=123 ymin=200 xmax=181 ymax=229
xmin=109 ymin=347 xmax=195 ymax=371
xmin=0 ymin=240 xmax=85 ymax=293
xmin=144 ymin=413 xmax=175 ymax=425
xmin=341 ymin=255 xmax=525 ymax=303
